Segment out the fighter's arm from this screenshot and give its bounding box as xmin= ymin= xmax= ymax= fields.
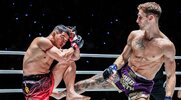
xmin=103 ymin=31 xmax=135 ymax=80
xmin=113 ymin=40 xmax=132 ymax=70
xmin=37 ymin=37 xmax=75 ymax=62
xmin=61 ymin=48 xmax=80 ymax=62
xmin=68 ymin=31 xmax=84 ymax=61
xmin=163 ymin=42 xmax=176 ymax=98
xmin=113 ymin=31 xmax=135 ymax=69
xmin=177 ymin=81 xmax=181 ymax=98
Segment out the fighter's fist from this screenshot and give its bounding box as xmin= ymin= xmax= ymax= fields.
xmin=69 ymin=26 xmax=77 ymax=40
xmin=71 ymin=35 xmax=84 ymax=49
xmin=103 ymin=64 xmax=117 ymax=80
xmin=164 ymin=96 xmax=172 ymax=100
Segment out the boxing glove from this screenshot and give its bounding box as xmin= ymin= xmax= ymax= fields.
xmin=164 ymin=96 xmax=172 ymax=100
xmin=71 ymin=35 xmax=84 ymax=49
xmin=69 ymin=26 xmax=77 ymax=39
xmin=103 ymin=64 xmax=118 ymax=80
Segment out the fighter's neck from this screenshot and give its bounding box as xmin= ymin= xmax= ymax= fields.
xmin=144 ymin=25 xmax=161 ymax=40
xmin=46 ymin=35 xmax=53 ymax=41
xmin=46 ymin=35 xmax=56 ymax=45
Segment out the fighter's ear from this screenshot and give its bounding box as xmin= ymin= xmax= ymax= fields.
xmin=52 ymin=31 xmax=58 ymax=37
xmin=148 ymin=14 xmax=154 ymax=21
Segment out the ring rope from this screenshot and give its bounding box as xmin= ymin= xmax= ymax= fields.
xmin=1 ymin=70 xmax=181 ymax=75
xmin=0 ymin=87 xmax=181 ymax=93
xmin=0 ymin=70 xmax=101 ymax=74
xmin=0 ymin=88 xmax=120 ymax=93
xmin=0 ymin=50 xmax=181 ymax=59
xmin=0 ymin=50 xmax=181 ymax=93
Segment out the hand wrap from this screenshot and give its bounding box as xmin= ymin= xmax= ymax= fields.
xmin=164 ymin=96 xmax=172 ymax=100
xmin=103 ymin=64 xmax=117 ymax=80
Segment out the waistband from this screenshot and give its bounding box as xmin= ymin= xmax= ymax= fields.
xmin=119 ymin=64 xmax=153 ymax=82
xmin=23 ymin=73 xmax=50 ymax=81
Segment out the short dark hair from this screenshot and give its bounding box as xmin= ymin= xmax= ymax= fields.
xmin=53 ymin=24 xmax=70 ymax=36
xmin=137 ymin=2 xmax=162 ymax=18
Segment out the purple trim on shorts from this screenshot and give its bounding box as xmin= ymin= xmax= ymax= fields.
xmin=114 ymin=64 xmax=154 ymax=96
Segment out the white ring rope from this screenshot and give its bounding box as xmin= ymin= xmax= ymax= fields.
xmin=1 ymin=87 xmax=181 ymax=93
xmin=0 ymin=50 xmax=181 ymax=93
xmin=0 ymin=70 xmax=102 ymax=75
xmin=0 ymin=50 xmax=120 ymax=58
xmin=1 ymin=50 xmax=181 ymax=59
xmin=1 ymin=70 xmax=181 ymax=75
xmin=0 ymin=88 xmax=120 ymax=93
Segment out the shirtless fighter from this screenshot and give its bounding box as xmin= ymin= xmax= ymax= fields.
xmin=55 ymin=2 xmax=176 ymax=100
xmin=22 ymin=24 xmax=90 ymax=100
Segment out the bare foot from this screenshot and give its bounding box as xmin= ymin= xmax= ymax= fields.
xmin=68 ymin=96 xmax=91 ymax=100
xmin=67 ymin=94 xmax=91 ymax=100
xmin=51 ymin=91 xmax=66 ymax=99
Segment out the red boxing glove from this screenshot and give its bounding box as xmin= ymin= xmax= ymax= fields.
xmin=71 ymin=42 xmax=79 ymax=49
xmin=69 ymin=34 xmax=78 ymax=42
xmin=70 ymin=35 xmax=84 ymax=49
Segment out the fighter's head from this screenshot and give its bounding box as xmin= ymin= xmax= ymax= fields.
xmin=137 ymin=2 xmax=162 ymax=19
xmin=53 ymin=24 xmax=71 ymax=36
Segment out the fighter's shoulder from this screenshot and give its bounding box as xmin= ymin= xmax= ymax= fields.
xmin=159 ymin=38 xmax=175 ymax=55
xmin=130 ymin=30 xmax=143 ymax=36
xmin=35 ymin=37 xmax=51 ymax=43
xmin=128 ymin=30 xmax=143 ymax=39
xmin=159 ymin=38 xmax=174 ymax=47
xmin=34 ymin=37 xmax=54 ymax=51
xmin=35 ymin=36 xmax=48 ymax=41
xmin=33 ymin=37 xmax=52 ymax=48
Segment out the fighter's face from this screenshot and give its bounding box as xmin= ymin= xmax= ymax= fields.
xmin=55 ymin=32 xmax=69 ymax=48
xmin=136 ymin=10 xmax=149 ymax=30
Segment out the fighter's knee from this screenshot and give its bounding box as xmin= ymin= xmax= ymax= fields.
xmin=70 ymin=61 xmax=76 ymax=66
xmin=56 ymin=61 xmax=75 ymax=68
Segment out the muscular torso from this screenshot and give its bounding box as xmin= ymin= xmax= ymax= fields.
xmin=23 ymin=37 xmax=54 ymax=76
xmin=128 ymin=31 xmax=169 ymax=80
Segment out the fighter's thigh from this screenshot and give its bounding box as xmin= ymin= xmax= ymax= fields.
xmin=130 ymin=97 xmax=149 ymax=100
xmin=129 ymin=92 xmax=150 ymax=100
xmin=52 ymin=63 xmax=70 ymax=88
xmin=137 ymin=98 xmax=149 ymax=100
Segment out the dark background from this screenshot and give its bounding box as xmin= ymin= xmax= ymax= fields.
xmin=0 ymin=0 xmax=181 ymax=100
